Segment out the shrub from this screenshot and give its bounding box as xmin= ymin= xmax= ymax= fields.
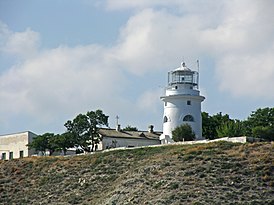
xmin=172 ymin=124 xmax=195 ymax=142
xmin=252 ymin=126 xmax=274 ymax=141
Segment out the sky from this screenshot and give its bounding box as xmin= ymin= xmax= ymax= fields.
xmin=0 ymin=0 xmax=274 ymax=135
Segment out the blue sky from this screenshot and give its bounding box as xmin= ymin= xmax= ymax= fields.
xmin=1 ymin=0 xmax=274 ymax=135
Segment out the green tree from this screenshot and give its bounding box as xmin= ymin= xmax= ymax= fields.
xmin=247 ymin=107 xmax=274 ymax=127
xmin=64 ymin=114 xmax=90 ymax=151
xmin=202 ymin=112 xmax=232 ymax=139
xmin=217 ymin=120 xmax=244 ymax=137
xmin=252 ymin=126 xmax=274 ymax=141
xmin=64 ymin=109 xmax=109 ymax=152
xmin=242 ymin=107 xmax=274 ymax=140
xmin=27 ymin=133 xmax=57 ymax=156
xmin=202 ymin=112 xmax=218 ymax=140
xmin=172 ymin=124 xmax=195 ymax=142
xmin=51 ymin=133 xmax=75 ymax=155
xmin=123 ymin=125 xmax=138 ymax=131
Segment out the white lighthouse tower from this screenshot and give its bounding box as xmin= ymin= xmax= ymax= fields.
xmin=160 ymin=62 xmax=205 ymax=144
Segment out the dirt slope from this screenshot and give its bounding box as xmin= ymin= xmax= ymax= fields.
xmin=0 ymin=141 xmax=273 ymax=205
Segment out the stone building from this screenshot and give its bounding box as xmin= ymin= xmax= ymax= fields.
xmin=0 ymin=131 xmax=37 ymax=160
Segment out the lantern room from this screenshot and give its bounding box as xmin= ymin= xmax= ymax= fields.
xmin=168 ymin=62 xmax=199 ymax=89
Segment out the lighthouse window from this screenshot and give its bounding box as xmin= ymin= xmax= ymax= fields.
xmin=187 ymin=100 xmax=191 ymax=105
xmin=164 ymin=116 xmax=168 ymax=123
xmin=183 ymin=115 xmax=194 ymax=122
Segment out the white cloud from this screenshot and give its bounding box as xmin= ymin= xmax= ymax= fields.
xmin=111 ymin=0 xmax=274 ymax=99
xmin=112 ymin=8 xmax=204 ymax=75
xmin=137 ymin=88 xmax=163 ymax=113
xmin=1 ymin=0 xmax=274 ymax=133
xmin=0 ymin=43 xmax=127 ymax=126
xmin=0 ymin=21 xmax=11 ymax=47
xmin=199 ymin=0 xmax=274 ymax=98
xmin=0 ymin=22 xmax=40 ymax=58
xmin=216 ymin=46 xmax=274 ymax=98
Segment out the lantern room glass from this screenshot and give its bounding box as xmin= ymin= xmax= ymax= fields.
xmin=168 ymin=70 xmax=198 ymax=88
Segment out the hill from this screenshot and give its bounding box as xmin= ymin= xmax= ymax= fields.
xmin=0 ymin=141 xmax=273 ymax=205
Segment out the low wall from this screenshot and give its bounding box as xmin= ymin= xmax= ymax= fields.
xmin=174 ymin=136 xmax=263 ymax=145
xmin=102 ymin=136 xmax=262 ymax=153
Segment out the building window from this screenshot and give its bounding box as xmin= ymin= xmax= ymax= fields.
xmin=165 ymin=102 xmax=167 ymax=106
xmin=1 ymin=153 xmax=6 ymax=160
xmin=187 ymin=100 xmax=191 ymax=105
xmin=9 ymin=152 xmax=13 ymax=160
xmin=183 ymin=115 xmax=194 ymax=122
xmin=164 ymin=116 xmax=168 ymax=123
xmin=19 ymin=151 xmax=24 ymax=158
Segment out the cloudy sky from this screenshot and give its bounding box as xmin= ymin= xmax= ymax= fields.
xmin=0 ymin=0 xmax=274 ymax=135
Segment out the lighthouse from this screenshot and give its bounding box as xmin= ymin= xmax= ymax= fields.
xmin=160 ymin=62 xmax=205 ymax=144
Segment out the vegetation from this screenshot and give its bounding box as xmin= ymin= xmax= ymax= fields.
xmin=28 ymin=107 xmax=274 ymax=155
xmin=172 ymin=124 xmax=195 ymax=141
xmin=29 ymin=109 xmax=109 ymax=154
xmin=202 ymin=107 xmax=274 ymax=141
xmin=252 ymin=126 xmax=274 ymax=141
xmin=216 ymin=120 xmax=244 ymax=138
xmin=0 ymin=141 xmax=273 ymax=204
xmin=28 ymin=133 xmax=57 ymax=156
xmin=247 ymin=107 xmax=274 ymax=141
xmin=64 ymin=109 xmax=108 ymax=152
xmin=52 ymin=132 xmax=75 ymax=155
xmin=123 ymin=125 xmax=138 ymax=131
xmin=202 ymin=112 xmax=231 ymax=139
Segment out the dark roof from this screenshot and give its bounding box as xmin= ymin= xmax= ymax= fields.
xmin=98 ymin=128 xmax=161 ymax=140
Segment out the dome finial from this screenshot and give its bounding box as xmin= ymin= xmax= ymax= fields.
xmin=181 ymin=62 xmax=186 ymax=67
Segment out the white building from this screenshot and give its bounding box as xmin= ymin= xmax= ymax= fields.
xmin=0 ymin=131 xmax=37 ymax=160
xmin=160 ymin=62 xmax=205 ymax=143
xmin=0 ymin=126 xmax=161 ymax=159
xmin=98 ymin=125 xmax=161 ymax=150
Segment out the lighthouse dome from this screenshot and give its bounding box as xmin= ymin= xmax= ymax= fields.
xmin=174 ymin=62 xmax=191 ymax=72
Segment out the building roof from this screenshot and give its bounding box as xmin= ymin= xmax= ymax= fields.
xmin=0 ymin=131 xmax=37 ymax=137
xmin=98 ymin=128 xmax=161 ymax=140
xmin=174 ymin=62 xmax=191 ymax=72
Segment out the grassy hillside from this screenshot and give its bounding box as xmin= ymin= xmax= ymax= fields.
xmin=0 ymin=141 xmax=273 ymax=205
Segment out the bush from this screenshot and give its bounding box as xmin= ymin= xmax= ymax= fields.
xmin=252 ymin=126 xmax=274 ymax=141
xmin=172 ymin=124 xmax=195 ymax=142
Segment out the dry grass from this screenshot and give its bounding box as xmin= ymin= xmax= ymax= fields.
xmin=0 ymin=141 xmax=273 ymax=205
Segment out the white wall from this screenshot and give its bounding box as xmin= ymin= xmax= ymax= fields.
xmin=0 ymin=131 xmax=36 ymax=159
xmin=101 ymin=137 xmax=160 ymax=150
xmin=162 ymin=95 xmax=204 ymax=140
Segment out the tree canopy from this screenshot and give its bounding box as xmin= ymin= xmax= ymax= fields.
xmin=29 ymin=109 xmax=109 ymax=155
xmin=27 ymin=133 xmax=57 ymax=156
xmin=202 ymin=107 xmax=274 ymax=141
xmin=202 ymin=112 xmax=232 ymax=139
xmin=123 ymin=125 xmax=138 ymax=131
xmin=216 ymin=120 xmax=244 ymax=138
xmin=172 ymin=124 xmax=195 ymax=142
xmin=51 ymin=133 xmax=75 ymax=155
xmin=64 ymin=109 xmax=109 ymax=152
xmin=246 ymin=107 xmax=274 ymax=141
